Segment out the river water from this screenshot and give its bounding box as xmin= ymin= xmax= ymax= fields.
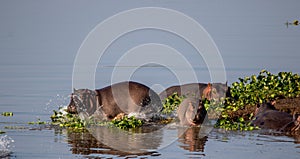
xmin=0 ymin=65 xmax=300 ymax=159
xmin=1 ymin=0 xmax=300 ymax=158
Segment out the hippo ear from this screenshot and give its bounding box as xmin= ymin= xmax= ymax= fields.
xmin=208 ymin=83 xmax=211 ymax=88
xmin=95 ymin=90 xmax=100 ymax=96
xmin=198 ymin=99 xmax=203 ymax=104
xmin=270 ymin=100 xmax=276 ymax=106
xmin=256 ymin=103 xmax=261 ymax=108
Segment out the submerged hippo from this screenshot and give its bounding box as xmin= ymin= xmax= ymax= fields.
xmin=251 ymin=102 xmax=300 ymax=132
xmin=67 ymin=81 xmax=162 ymax=120
xmin=177 ymin=97 xmax=207 ymax=126
xmin=159 ymin=83 xmax=229 ymax=101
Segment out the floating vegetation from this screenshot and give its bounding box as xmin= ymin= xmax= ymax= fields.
xmin=27 ymin=119 xmax=47 ymax=125
xmin=202 ymin=98 xmax=225 ymax=120
xmin=161 ymin=92 xmax=185 ymax=114
xmin=1 ymin=112 xmax=13 ymax=117
xmin=50 ymin=108 xmax=86 ymax=130
xmin=111 ymin=115 xmax=143 ymax=130
xmin=216 ymin=70 xmax=300 ymax=131
xmin=0 ymin=130 xmax=5 ymax=134
xmin=4 ymin=126 xmax=27 ymax=130
xmin=50 ymin=107 xmax=144 ymax=131
xmin=285 ymin=19 xmax=299 ymax=27
xmin=230 ymin=70 xmax=300 ymax=106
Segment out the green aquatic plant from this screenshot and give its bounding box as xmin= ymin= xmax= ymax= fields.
xmin=50 ymin=107 xmax=143 ymax=130
xmin=51 ymin=109 xmax=85 ymax=130
xmin=216 ymin=112 xmax=259 ymax=131
xmin=229 ymin=70 xmax=300 ymax=107
xmin=0 ymin=130 xmax=5 ymax=134
xmin=111 ymin=115 xmax=143 ymax=129
xmin=1 ymin=112 xmax=13 ymax=116
xmin=202 ymin=98 xmax=226 ymax=119
xmin=293 ymin=20 xmax=299 ymax=26
xmin=28 ymin=119 xmax=47 ymax=125
xmin=4 ymin=126 xmax=27 ymax=130
xmin=216 ymin=70 xmax=300 ymax=131
xmin=161 ymin=92 xmax=185 ymax=114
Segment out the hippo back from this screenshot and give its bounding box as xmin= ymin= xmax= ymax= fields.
xmin=97 ymin=81 xmax=162 ymax=119
xmin=68 ymin=81 xmax=162 ymax=121
xmin=159 ymin=82 xmax=228 ymax=101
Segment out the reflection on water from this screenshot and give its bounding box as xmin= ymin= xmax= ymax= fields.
xmin=55 ymin=127 xmax=161 ymax=158
xmin=178 ymin=127 xmax=208 ymax=152
xmin=56 ymin=125 xmax=211 ymax=158
xmin=87 ymin=125 xmax=163 ymax=154
xmin=55 ymin=124 xmax=300 ymax=158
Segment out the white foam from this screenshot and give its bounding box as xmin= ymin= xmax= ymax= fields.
xmin=0 ymin=135 xmax=14 ymax=158
xmin=128 ymin=112 xmax=146 ymax=119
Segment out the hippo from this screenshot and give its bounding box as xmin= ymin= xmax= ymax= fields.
xmin=177 ymin=97 xmax=207 ymax=126
xmin=67 ymin=81 xmax=162 ymax=120
xmin=251 ymin=102 xmax=300 ymax=132
xmin=159 ymin=83 xmax=229 ymax=101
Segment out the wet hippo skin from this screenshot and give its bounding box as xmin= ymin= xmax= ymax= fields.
xmin=160 ymin=82 xmax=227 ymax=126
xmin=251 ymin=102 xmax=295 ymax=131
xmin=67 ymin=81 xmax=162 ymax=120
xmin=177 ymin=97 xmax=207 ymax=126
xmin=159 ymin=83 xmax=228 ymax=101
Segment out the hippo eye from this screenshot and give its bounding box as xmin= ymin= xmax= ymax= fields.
xmin=260 ymin=122 xmax=264 ymax=125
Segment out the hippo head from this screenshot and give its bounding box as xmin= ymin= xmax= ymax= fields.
xmin=192 ymin=100 xmax=207 ymax=125
xmin=178 ymin=98 xmax=207 ymax=126
xmin=212 ymin=82 xmax=230 ymax=99
xmin=67 ymin=89 xmax=98 ymax=115
xmin=202 ymin=83 xmax=229 ymax=101
xmin=67 ymin=93 xmax=77 ymax=114
xmin=255 ymin=102 xmax=276 ymax=115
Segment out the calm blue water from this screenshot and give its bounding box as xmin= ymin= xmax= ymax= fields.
xmin=1 ymin=0 xmax=300 ymax=158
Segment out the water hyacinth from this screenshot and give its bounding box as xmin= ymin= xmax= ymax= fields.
xmin=216 ymin=70 xmax=300 ymax=131
xmin=27 ymin=119 xmax=47 ymax=125
xmin=111 ymin=115 xmax=143 ymax=130
xmin=161 ymin=92 xmax=185 ymax=115
xmin=50 ymin=107 xmax=86 ymax=130
xmin=1 ymin=112 xmax=13 ymax=117
xmin=50 ymin=106 xmax=144 ymax=130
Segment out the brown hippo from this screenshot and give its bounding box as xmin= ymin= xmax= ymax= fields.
xmin=159 ymin=82 xmax=228 ymax=101
xmin=177 ymin=97 xmax=207 ymax=126
xmin=67 ymin=81 xmax=162 ymax=120
xmin=251 ymin=102 xmax=300 ymax=132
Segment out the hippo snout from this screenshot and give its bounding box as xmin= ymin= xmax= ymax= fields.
xmin=193 ymin=101 xmax=207 ymax=125
xmin=67 ymin=93 xmax=78 ymax=114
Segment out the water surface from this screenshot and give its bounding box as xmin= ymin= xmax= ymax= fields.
xmin=1 ymin=0 xmax=300 ymax=158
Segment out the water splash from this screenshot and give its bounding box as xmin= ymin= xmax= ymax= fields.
xmin=45 ymin=94 xmax=70 ymax=113
xmin=0 ymin=135 xmax=14 ymax=158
